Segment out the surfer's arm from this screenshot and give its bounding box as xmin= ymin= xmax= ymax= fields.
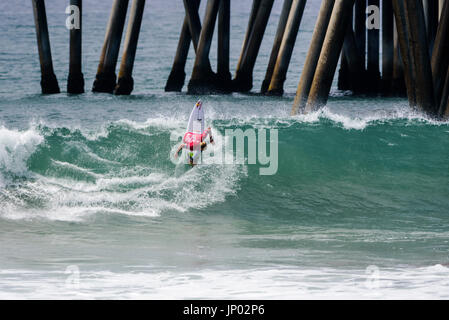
xmin=174 ymin=144 xmax=185 ymax=158
xmin=208 ymin=127 xmax=215 ymax=145
xmin=203 ymin=127 xmax=215 ymax=145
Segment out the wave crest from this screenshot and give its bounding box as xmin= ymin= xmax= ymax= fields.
xmin=0 ymin=126 xmax=43 ymax=185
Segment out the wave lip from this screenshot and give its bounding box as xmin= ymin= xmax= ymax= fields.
xmin=290 ymin=107 xmax=449 ymax=130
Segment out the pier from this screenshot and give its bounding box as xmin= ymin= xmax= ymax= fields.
xmin=30 ymin=0 xmax=449 ymax=118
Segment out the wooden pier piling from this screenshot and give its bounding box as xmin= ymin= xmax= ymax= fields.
xmin=32 ymin=0 xmax=60 ymax=94
xmin=261 ymin=0 xmax=293 ymax=94
xmin=184 ymin=0 xmax=215 ymax=78
xmin=423 ymin=0 xmax=438 ymax=53
xmin=439 ymin=67 xmax=449 ymax=117
xmin=354 ymin=0 xmax=367 ymax=71
xmin=187 ymin=0 xmax=220 ymax=94
xmin=236 ymin=0 xmax=261 ymax=78
xmin=393 ymin=0 xmax=436 ymax=114
xmin=92 ymin=0 xmax=129 ymax=93
xmin=337 ymin=52 xmax=351 ymax=90
xmin=306 ymin=0 xmax=355 ymax=111
xmin=382 ymin=0 xmax=394 ymax=95
xmin=337 ymin=9 xmax=353 ymax=91
xmin=114 ymin=0 xmax=146 ymax=95
xmin=405 ymin=0 xmax=436 ymax=113
xmin=392 ymin=20 xmax=406 ymax=96
xmin=165 ymin=0 xmax=201 ymax=92
xmin=342 ymin=25 xmax=365 ymax=93
xmin=393 ymin=0 xmax=416 ymax=104
xmin=25 ymin=0 xmax=449 ymax=119
xmin=184 ymin=0 xmax=204 ymax=52
xmin=367 ymin=0 xmax=380 ymax=93
xmin=267 ymin=0 xmax=307 ymax=96
xmin=291 ymin=0 xmax=335 ymax=115
xmin=164 ymin=19 xmax=192 ymax=92
xmin=432 ymin=0 xmax=449 ymax=108
xmin=217 ymin=0 xmax=232 ymax=92
xmin=233 ymin=0 xmax=274 ymax=92
xmin=67 ymin=0 xmax=84 ymax=94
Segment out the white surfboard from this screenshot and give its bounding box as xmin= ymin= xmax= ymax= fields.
xmin=183 ymin=100 xmax=205 ymax=164
xmin=186 ymin=100 xmax=205 ymax=134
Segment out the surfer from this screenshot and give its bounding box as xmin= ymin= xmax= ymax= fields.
xmin=175 ymin=126 xmax=214 ymax=166
xmin=174 ymin=100 xmax=214 ymax=166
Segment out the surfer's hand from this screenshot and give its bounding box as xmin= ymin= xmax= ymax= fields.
xmin=207 ymin=128 xmax=215 ymax=145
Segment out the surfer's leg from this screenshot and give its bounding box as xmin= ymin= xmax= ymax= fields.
xmin=192 ymin=149 xmax=202 ymax=165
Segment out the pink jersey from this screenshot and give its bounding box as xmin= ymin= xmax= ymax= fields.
xmin=183 ymin=130 xmax=209 ymax=150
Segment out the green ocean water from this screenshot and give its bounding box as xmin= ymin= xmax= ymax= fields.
xmin=0 ymin=1 xmax=449 ymax=299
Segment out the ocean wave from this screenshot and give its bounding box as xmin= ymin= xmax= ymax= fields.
xmin=1 ymin=108 xmax=447 ymax=222
xmin=116 ymin=117 xmax=185 ymax=130
xmin=0 ymin=126 xmax=43 ymax=186
xmin=0 ymin=122 xmax=244 ymax=222
xmin=1 ymin=265 xmax=448 ymax=299
xmin=185 ymin=105 xmax=449 ymax=130
xmin=288 ymin=107 xmax=449 ymax=130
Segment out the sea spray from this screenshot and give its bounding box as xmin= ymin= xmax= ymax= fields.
xmin=0 ymin=126 xmax=43 ymax=186
xmin=0 ymin=121 xmax=245 ymax=221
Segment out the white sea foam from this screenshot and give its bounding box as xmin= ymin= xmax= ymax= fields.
xmin=72 ymin=102 xmax=449 ymax=137
xmin=51 ymin=160 xmax=99 ymax=177
xmin=0 ymin=126 xmax=43 ymax=174
xmin=160 ymin=103 xmax=449 ymax=131
xmin=116 ymin=117 xmax=185 ymax=130
xmin=0 ymin=265 xmax=448 ymax=299
xmin=0 ymin=126 xmax=43 ymax=187
xmin=82 ymin=125 xmax=110 ymax=141
xmin=291 ymin=106 xmax=449 ymax=130
xmin=0 ymin=125 xmax=244 ymax=222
